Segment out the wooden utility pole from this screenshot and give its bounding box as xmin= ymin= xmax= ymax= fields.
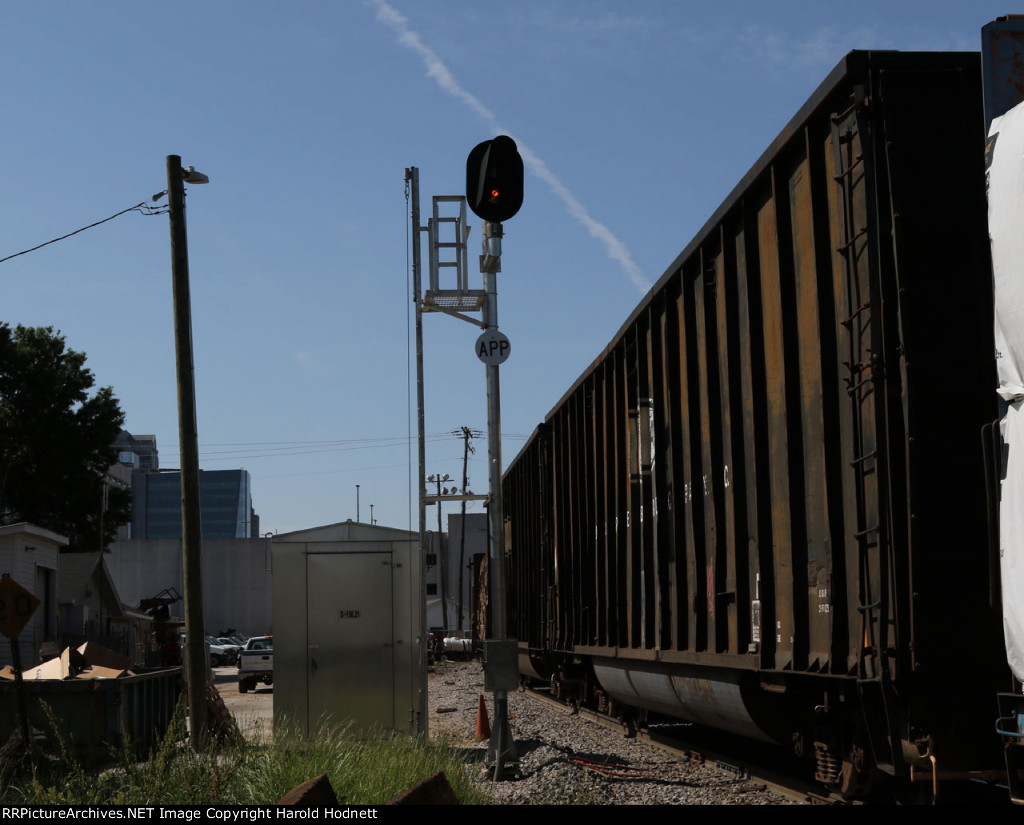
xmin=455 ymin=426 xmax=480 ymax=631
xmin=167 ymin=154 xmax=208 ymax=748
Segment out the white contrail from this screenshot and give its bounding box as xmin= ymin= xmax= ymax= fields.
xmin=370 ymin=0 xmax=650 ymax=293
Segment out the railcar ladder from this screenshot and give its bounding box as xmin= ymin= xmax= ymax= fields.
xmin=831 ymin=90 xmax=901 ymax=777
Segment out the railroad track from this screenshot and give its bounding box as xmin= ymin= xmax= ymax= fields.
xmin=519 ymin=682 xmax=1011 ymax=805
xmin=429 ymin=659 xmax=799 ymax=804
xmin=520 ymin=682 xmax=823 ymax=805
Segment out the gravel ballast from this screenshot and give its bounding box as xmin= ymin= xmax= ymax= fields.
xmin=428 ymin=659 xmax=800 ymax=805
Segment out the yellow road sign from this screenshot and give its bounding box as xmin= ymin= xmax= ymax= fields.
xmin=0 ymin=574 xmax=40 ymax=639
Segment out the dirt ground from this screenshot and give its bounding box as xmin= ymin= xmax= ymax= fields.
xmin=212 ymin=662 xmax=478 ymax=744
xmin=213 ymin=666 xmax=273 ymax=743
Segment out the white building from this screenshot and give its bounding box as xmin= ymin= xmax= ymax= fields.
xmin=0 ymin=523 xmax=64 ymax=667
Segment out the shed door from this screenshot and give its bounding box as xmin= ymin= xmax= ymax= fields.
xmin=306 ymin=552 xmax=394 ymax=733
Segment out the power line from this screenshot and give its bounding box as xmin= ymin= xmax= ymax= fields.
xmin=0 ymin=197 xmax=168 ymax=266
xmin=155 ymin=432 xmax=530 ymax=463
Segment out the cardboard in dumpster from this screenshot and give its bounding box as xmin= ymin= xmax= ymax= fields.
xmin=75 ymin=641 xmax=130 ymax=672
xmin=0 ymin=642 xmax=134 ymax=680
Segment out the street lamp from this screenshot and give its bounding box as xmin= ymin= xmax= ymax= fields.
xmin=166 ymin=154 xmax=209 ymax=750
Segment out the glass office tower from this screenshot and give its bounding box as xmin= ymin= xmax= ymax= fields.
xmin=131 ymin=469 xmax=254 ymax=539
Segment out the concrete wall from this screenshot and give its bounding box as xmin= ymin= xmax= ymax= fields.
xmin=428 ymin=513 xmax=486 ymax=634
xmin=107 ymin=537 xmax=273 ymax=637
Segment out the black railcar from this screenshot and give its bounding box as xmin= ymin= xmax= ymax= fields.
xmin=503 ymin=50 xmax=1006 ymax=796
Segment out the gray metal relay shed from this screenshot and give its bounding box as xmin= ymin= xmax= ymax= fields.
xmin=272 ymin=521 xmax=425 ymax=738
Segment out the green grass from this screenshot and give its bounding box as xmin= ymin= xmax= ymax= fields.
xmin=0 ymin=708 xmax=494 ymax=806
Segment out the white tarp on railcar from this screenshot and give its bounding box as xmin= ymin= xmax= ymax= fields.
xmin=987 ymin=102 xmax=1024 ymax=682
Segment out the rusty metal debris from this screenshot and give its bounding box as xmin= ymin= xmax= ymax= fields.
xmin=570 ymin=755 xmax=656 ymax=780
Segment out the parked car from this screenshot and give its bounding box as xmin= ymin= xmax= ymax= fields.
xmin=178 ymin=634 xmax=234 ymax=667
xmin=204 ymin=636 xmax=237 ymax=667
xmin=214 ymin=637 xmax=242 ymax=665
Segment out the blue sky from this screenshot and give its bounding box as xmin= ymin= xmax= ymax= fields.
xmin=0 ymin=1 xmax=1009 ymax=534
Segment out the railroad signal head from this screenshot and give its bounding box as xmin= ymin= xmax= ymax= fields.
xmin=466 ymin=135 xmax=523 ymax=223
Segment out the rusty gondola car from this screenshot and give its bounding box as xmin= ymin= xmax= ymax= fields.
xmin=503 ymin=50 xmax=1008 ymax=797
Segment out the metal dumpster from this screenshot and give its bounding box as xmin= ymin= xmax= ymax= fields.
xmin=0 ymin=667 xmax=182 ymax=766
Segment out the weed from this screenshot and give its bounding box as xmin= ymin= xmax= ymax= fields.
xmin=0 ymin=709 xmax=493 ymax=805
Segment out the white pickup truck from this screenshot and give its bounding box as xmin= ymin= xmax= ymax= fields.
xmin=237 ymin=635 xmax=273 ymax=693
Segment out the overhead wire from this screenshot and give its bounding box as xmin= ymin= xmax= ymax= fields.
xmin=191 ymin=434 xmax=453 ymax=461
xmin=154 ymin=432 xmax=529 ymax=464
xmin=154 ymin=432 xmax=526 ymax=498
xmin=0 ymin=197 xmax=168 ymax=266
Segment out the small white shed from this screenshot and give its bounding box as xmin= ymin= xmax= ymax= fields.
xmin=272 ymin=521 xmax=425 ymax=738
xmin=0 ymin=523 xmax=66 ymax=667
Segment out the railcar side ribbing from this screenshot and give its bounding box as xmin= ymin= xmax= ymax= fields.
xmin=503 ymin=50 xmax=1006 ymax=795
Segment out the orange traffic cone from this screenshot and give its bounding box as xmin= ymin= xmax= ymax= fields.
xmin=475 ymin=694 xmax=491 ymax=742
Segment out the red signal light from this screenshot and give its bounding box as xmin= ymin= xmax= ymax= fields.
xmin=466 ymin=136 xmax=523 ymax=222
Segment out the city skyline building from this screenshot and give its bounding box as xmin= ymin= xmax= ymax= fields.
xmin=130 ymin=468 xmax=258 ymax=539
xmin=114 ymin=431 xmax=259 ymax=540
xmin=113 ymin=432 xmax=159 ymax=472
